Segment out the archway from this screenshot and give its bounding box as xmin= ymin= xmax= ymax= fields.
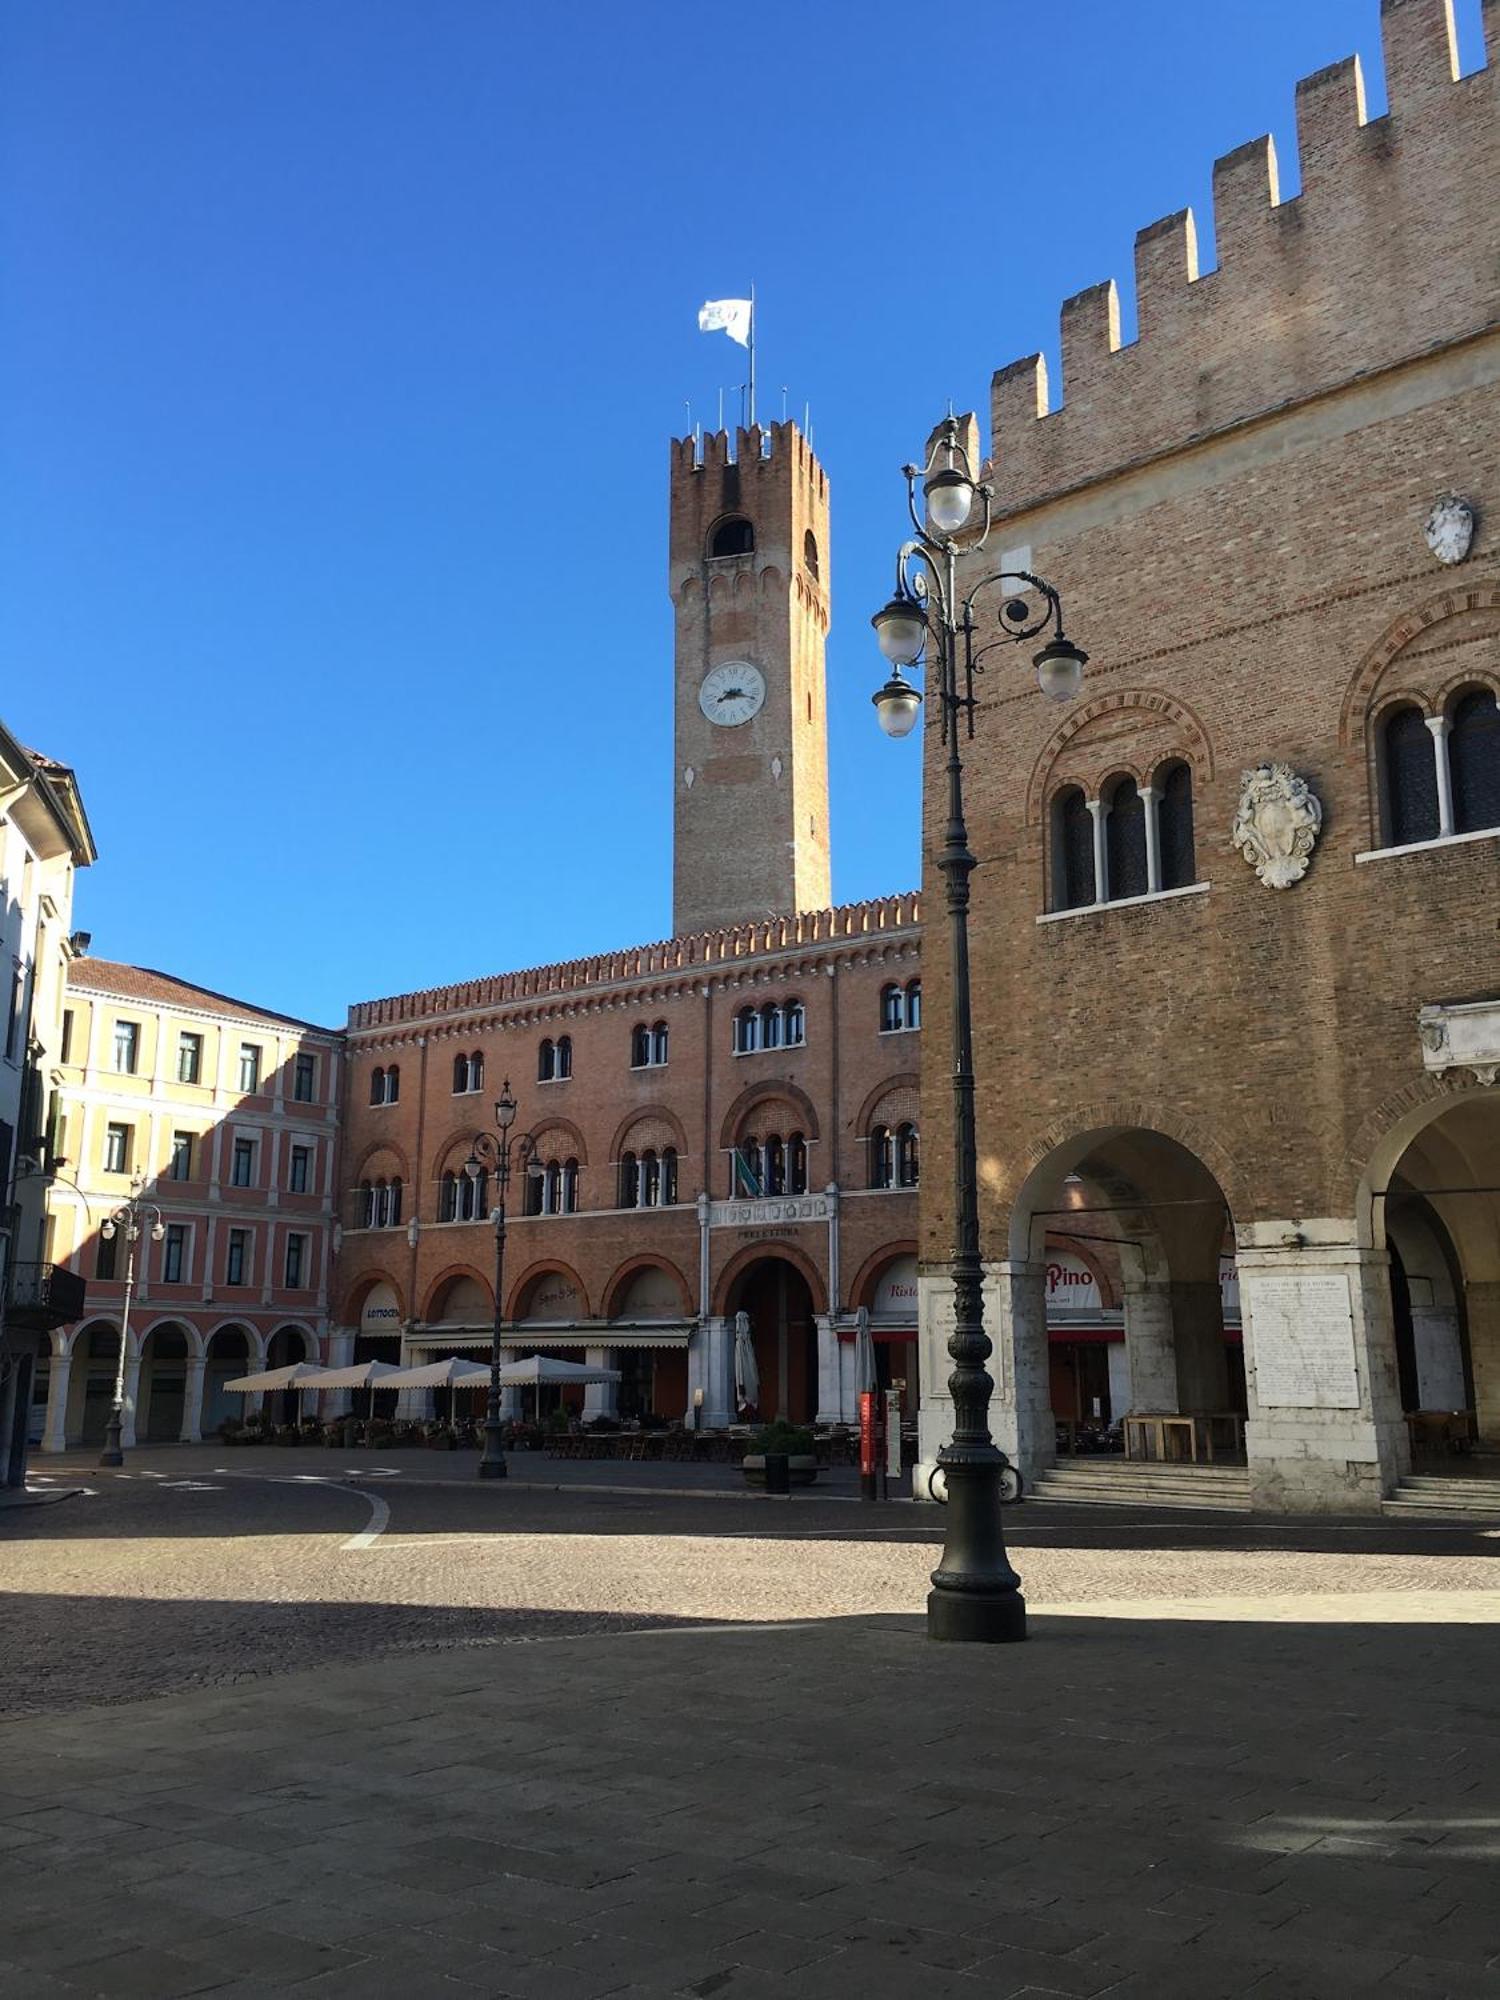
xmin=266 ymin=1323 xmax=315 ymax=1426
xmin=726 ymin=1257 xmax=818 ymax=1425
xmin=1005 ymin=1125 xmax=1242 ymax=1469
xmin=68 ymin=1320 xmax=127 ymax=1446
xmin=850 ymin=1248 xmax=920 ymax=1421
xmin=204 ymin=1325 xmax=254 ymax=1438
xmin=138 ymin=1322 xmax=193 ymax=1442
xmin=1364 ymin=1092 xmax=1500 ymax=1471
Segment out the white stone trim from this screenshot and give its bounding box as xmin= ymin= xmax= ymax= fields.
xmin=1036 ymin=881 xmax=1210 ymax=925
xmin=1354 ymin=824 xmax=1500 ymax=865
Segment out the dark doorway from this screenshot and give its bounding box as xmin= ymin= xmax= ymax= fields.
xmin=733 ymin=1259 xmax=817 ymax=1424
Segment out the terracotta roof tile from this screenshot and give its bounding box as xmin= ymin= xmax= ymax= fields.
xmin=65 ymin=958 xmax=338 ymax=1036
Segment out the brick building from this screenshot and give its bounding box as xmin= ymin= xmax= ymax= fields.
xmin=38 ymin=960 xmax=342 ymax=1448
xmin=914 ymin=0 xmax=1500 ymax=1511
xmin=333 ymin=425 xmax=923 ymax=1425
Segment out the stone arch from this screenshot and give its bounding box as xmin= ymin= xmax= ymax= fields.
xmin=1434 ymin=664 xmax=1500 ymax=715
xmin=608 ymin=1103 xmax=690 ymax=1164
xmin=137 ymin=1315 xmax=206 ymax=1360
xmin=338 ymin=1266 xmax=405 ymax=1327
xmin=61 ymin=1315 xmax=131 ymax=1363
xmin=429 ymin=1125 xmax=496 ymax=1185
xmin=1025 ymin=687 xmax=1214 ymax=828
xmin=352 ymin=1137 xmax=412 ymax=1184
xmin=852 ymin=1071 xmax=920 ymax=1139
xmin=999 ymin=1100 xmax=1246 ymax=1227
xmin=423 ymin=1263 xmax=494 ymax=1323
xmin=718 ymin=1078 xmax=821 ymax=1151
xmin=1351 ymin=1073 xmax=1498 ymax=1252
xmin=712 ymin=1240 xmax=827 ymax=1318
xmin=847 ymin=1240 xmax=920 ymax=1312
xmin=507 ymin=1259 xmax=591 ymax=1323
xmin=1338 ymin=585 xmax=1500 ymax=747
xmin=603 ymin=1255 xmax=693 ymax=1320
xmin=207 ymin=1319 xmax=265 ymax=1365
xmin=527 ymin=1116 xmax=589 ymax=1166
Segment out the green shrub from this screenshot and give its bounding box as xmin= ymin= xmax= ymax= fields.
xmin=749 ymin=1421 xmax=815 ymax=1456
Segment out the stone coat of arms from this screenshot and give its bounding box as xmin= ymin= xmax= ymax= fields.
xmin=1232 ymin=763 xmax=1323 ymax=889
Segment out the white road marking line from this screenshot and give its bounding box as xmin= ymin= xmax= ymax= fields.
xmin=159 ymin=1481 xmax=223 ymax=1491
xmin=192 ymin=1467 xmax=390 ymax=1548
xmin=341 ymin=1490 xmax=390 ymax=1550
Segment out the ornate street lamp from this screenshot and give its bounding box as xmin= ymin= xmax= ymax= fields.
xmin=870 ymin=417 xmax=1088 ymax=1644
xmin=97 ymin=1173 xmax=166 ymax=1467
xmin=464 ymin=1081 xmax=540 ymax=1480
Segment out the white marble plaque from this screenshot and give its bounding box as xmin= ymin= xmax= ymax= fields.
xmin=1248 ymin=1273 xmax=1360 ymax=1409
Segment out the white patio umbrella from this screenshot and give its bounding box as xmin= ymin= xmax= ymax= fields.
xmin=379 ymin=1357 xmax=492 ymax=1390
xmin=224 ymin=1361 xmax=332 ymax=1427
xmin=733 ymin=1310 xmax=759 ymax=1415
xmin=309 ymin=1359 xmax=403 ymax=1422
xmin=852 ymin=1306 xmax=878 ymax=1398
xmin=498 ymin=1354 xmax=622 ymax=1425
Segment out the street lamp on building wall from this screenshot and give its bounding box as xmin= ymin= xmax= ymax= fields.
xmin=97 ymin=1173 xmax=165 ymax=1468
xmin=870 ymin=417 xmax=1088 ymax=1645
xmin=463 ymin=1081 xmax=540 ymax=1480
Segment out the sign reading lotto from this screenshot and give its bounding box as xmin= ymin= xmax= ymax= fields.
xmin=359 ymin=1281 xmax=403 ymax=1334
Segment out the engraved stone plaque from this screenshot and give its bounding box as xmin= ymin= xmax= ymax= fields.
xmin=1248 ymin=1273 xmax=1361 ymax=1409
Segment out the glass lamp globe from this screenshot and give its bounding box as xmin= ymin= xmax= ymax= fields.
xmin=495 ymin=1084 xmax=517 ymax=1133
xmin=101 ymin=1218 xmax=116 ymax=1240
xmin=873 ymin=674 xmax=924 ymax=739
xmin=1034 ymin=636 xmax=1088 ymax=703
xmin=151 ymin=1221 xmax=166 ymax=1242
xmin=924 ymin=468 xmax=974 ymax=535
xmin=872 ymin=596 xmax=926 ymax=667
xmin=463 ymin=1148 xmax=483 ymax=1183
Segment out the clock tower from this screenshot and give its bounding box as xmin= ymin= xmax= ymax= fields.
xmin=669 ymin=421 xmax=832 ymax=937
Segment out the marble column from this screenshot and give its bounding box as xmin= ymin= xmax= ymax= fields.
xmin=1465 ymin=1282 xmax=1500 ymax=1444
xmin=1122 ymin=1281 xmax=1178 ymax=1412
xmin=1171 ymin=1280 xmax=1229 ymax=1412
xmin=179 ymin=1355 xmax=206 ymax=1443
xmin=688 ymin=1316 xmax=734 ymax=1428
xmin=41 ymin=1352 xmax=72 ymax=1453
xmin=583 ymin=1347 xmax=619 ymax=1422
xmin=120 ymin=1353 xmax=141 ymax=1449
xmin=813 ymin=1314 xmax=843 ymax=1425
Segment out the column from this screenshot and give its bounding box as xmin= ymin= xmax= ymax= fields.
xmin=914 ymin=1260 xmax=1054 ymax=1502
xmin=1171 ymin=1280 xmax=1229 ymax=1412
xmin=179 ymin=1355 xmax=206 ymax=1444
xmin=1141 ymin=784 xmax=1162 ymax=894
xmin=1122 ymin=1281 xmax=1178 ymax=1412
xmin=120 ymin=1352 xmax=141 ymax=1449
xmin=1411 ymin=1305 xmax=1467 ymax=1411
xmin=688 ymin=1316 xmax=734 ymax=1428
xmin=1425 ymin=714 xmax=1455 ymax=838
xmin=41 ymin=1351 xmax=72 ymax=1453
xmin=322 ymin=1326 xmax=357 ymax=1420
xmin=1085 ymin=796 xmax=1107 ymax=905
xmin=813 ymin=1313 xmax=842 ymax=1425
xmin=1465 ymin=1282 xmax=1500 ymax=1445
xmin=1239 ymin=1228 xmax=1408 ymax=1514
xmin=583 ymin=1347 xmax=619 ymax=1422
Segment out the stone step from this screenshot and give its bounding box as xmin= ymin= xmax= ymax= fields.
xmin=1030 ymin=1461 xmax=1251 ymax=1512
xmin=1384 ymin=1476 xmax=1500 ymax=1519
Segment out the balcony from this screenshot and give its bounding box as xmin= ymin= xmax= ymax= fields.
xmin=7 ymin=1262 xmax=87 ymax=1332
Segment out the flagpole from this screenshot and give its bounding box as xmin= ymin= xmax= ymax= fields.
xmin=748 ymin=284 xmax=756 ymax=430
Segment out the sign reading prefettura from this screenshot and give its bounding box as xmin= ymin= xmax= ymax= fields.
xmin=709 ymin=1193 xmax=832 ymax=1230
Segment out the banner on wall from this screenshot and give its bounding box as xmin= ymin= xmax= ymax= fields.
xmin=359 ymin=1282 xmax=403 ymax=1334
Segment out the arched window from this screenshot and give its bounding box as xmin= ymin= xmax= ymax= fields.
xmin=896 ymin=1123 xmax=920 ymax=1189
xmin=1449 ymin=687 xmax=1500 ymax=835
xmin=619 ymin=1150 xmax=638 ymax=1209
xmin=733 ymin=1006 xmax=760 ymax=1054
xmin=1106 ymin=777 xmax=1148 ymax=901
xmin=375 ymin=1179 xmax=390 ymax=1228
xmin=561 ymin=1159 xmax=579 ymax=1214
xmin=1052 ymin=786 xmax=1095 ymax=910
xmin=760 ymin=1002 xmax=783 ymax=1050
xmin=731 ymin=1136 xmax=762 ymax=1197
xmin=556 ymin=1035 xmax=572 ymax=1079
xmin=764 ymin=1135 xmax=785 ymax=1196
xmin=538 ymin=1038 xmax=554 ymax=1081
xmin=630 ymin=1024 xmax=650 ymax=1068
xmin=905 ymin=980 xmax=921 ymax=1029
xmin=469 ymin=1051 xmax=483 ymax=1091
xmin=1156 ymin=762 xmax=1196 ymax=891
xmin=544 ymin=1161 xmax=562 ymax=1214
xmin=452 ymin=1053 xmax=468 ymax=1094
xmin=651 ymin=1021 xmax=669 ymax=1065
xmin=880 ymin=983 xmax=903 ymax=1033
xmin=783 ymin=998 xmax=805 ymax=1047
xmin=641 ymin=1149 xmax=660 ymax=1207
xmin=439 ymin=1171 xmax=458 ymax=1223
xmin=787 ymin=1132 xmax=807 ymax=1195
xmin=803 ymin=529 xmax=819 ymax=581
xmin=386 ymin=1063 xmax=400 ymax=1104
xmin=869 ymin=1125 xmax=893 ymax=1191
xmin=456 ymin=1167 xmax=486 ymax=1221
xmin=1383 ymin=705 xmax=1439 ymax=847
xmin=709 ymin=516 xmax=754 ymax=558
xmin=359 ymin=1179 xmax=374 ymax=1228
xmin=389 ymin=1176 xmax=403 ymax=1227
xmin=661 ymin=1146 xmax=678 ymax=1205
xmin=523 ymin=1162 xmax=543 ymax=1216
xmin=370 ymin=1067 xmax=385 ymax=1106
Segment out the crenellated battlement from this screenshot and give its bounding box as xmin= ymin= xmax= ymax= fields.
xmin=671 ymin=420 xmax=828 ymax=501
xmin=986 ymin=0 xmax=1500 ymax=516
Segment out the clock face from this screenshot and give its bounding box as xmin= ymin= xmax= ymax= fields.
xmin=699 ymin=661 xmax=766 ymax=727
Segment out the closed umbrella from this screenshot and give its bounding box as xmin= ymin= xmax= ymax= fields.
xmin=852 ymin=1306 xmax=878 ymax=1397
xmin=733 ymin=1311 xmax=759 ymax=1416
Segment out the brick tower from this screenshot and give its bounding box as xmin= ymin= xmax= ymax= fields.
xmin=668 ymin=422 xmax=832 ymax=936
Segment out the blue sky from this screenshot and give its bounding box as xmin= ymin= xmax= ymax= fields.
xmin=2 ymin=0 xmax=1488 ymax=1026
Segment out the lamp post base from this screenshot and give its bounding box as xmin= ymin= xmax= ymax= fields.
xmin=477 ymin=1419 xmax=508 ymax=1479
xmin=927 ymin=1584 xmax=1027 ymax=1644
xmin=99 ymin=1413 xmax=124 ymax=1469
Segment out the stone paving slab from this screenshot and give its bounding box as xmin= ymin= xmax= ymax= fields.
xmin=2 ymin=1604 xmax=1500 ymax=1996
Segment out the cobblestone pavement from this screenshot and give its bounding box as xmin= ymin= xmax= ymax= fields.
xmin=3 ymin=1450 xmax=1500 ymax=1995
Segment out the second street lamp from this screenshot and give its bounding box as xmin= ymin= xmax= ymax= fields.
xmin=871 ymin=416 xmax=1088 ymax=1644
xmin=464 ymin=1081 xmax=539 ymax=1480
xmin=98 ymin=1173 xmax=166 ymax=1468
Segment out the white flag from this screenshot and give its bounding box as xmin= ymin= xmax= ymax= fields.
xmin=698 ymin=297 xmax=752 ymax=347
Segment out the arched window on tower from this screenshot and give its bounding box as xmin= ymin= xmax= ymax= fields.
xmin=630 ymin=1024 xmax=650 ymax=1069
xmin=538 ymin=1038 xmax=555 ymax=1081
xmin=733 ymin=1006 xmax=760 ymax=1055
xmin=868 ymin=1125 xmax=894 ymax=1191
xmin=783 ymin=998 xmax=805 ymax=1046
xmin=370 ymin=1067 xmax=386 ymax=1106
xmin=556 ymin=1035 xmax=573 ymax=1079
xmin=1156 ymin=761 xmax=1197 ymax=891
xmin=880 ymin=983 xmax=903 ymax=1033
xmin=803 ymin=529 xmax=819 ymax=581
xmin=359 ymin=1179 xmax=374 ymax=1228
xmin=905 ymin=979 xmax=921 ymax=1029
xmin=709 ymin=516 xmax=754 ymax=558
xmin=1382 ymin=705 xmax=1440 ymax=847
xmin=389 ymin=1176 xmax=403 ymax=1227
xmin=619 ymin=1151 xmax=638 ymax=1209
xmin=1105 ymin=777 xmax=1148 ymax=902
xmin=439 ymin=1171 xmax=458 ymax=1223
xmin=787 ymin=1133 xmax=807 ymax=1195
xmin=385 ymin=1063 xmax=400 ymax=1104
xmin=561 ymin=1159 xmax=580 ymax=1213
xmin=661 ymin=1146 xmax=678 ymax=1205
xmin=1449 ymin=687 xmax=1500 ymax=835
xmin=1052 ymin=785 xmax=1095 ymax=911
xmin=651 ymin=1021 xmax=669 ymax=1065
xmin=896 ymin=1123 xmax=920 ymax=1189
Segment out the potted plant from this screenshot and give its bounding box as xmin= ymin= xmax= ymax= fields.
xmin=741 ymin=1421 xmax=819 ymax=1487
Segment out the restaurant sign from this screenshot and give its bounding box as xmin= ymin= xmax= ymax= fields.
xmin=359 ymin=1281 xmax=403 ymax=1334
